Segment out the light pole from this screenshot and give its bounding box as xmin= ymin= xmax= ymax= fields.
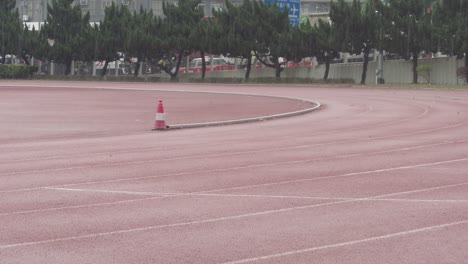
xmin=375 ymin=9 xmax=384 ymax=84
xmin=47 ymin=38 xmax=54 ymax=75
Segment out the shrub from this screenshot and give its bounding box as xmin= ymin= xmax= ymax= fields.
xmin=0 ymin=64 xmax=37 ymax=79
xmin=416 ymin=65 xmax=432 ymax=84
xmin=457 ymin=67 xmax=468 ymax=83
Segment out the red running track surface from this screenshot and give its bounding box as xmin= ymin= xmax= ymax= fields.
xmin=0 ymin=80 xmax=467 ymax=264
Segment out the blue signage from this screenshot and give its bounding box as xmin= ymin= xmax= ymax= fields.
xmin=264 ymin=0 xmax=301 ymax=26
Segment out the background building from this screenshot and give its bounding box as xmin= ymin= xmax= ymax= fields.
xmin=15 ymin=0 xmax=352 ymax=24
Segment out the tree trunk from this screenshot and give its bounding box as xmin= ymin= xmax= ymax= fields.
xmin=275 ymin=67 xmax=281 ymax=78
xmin=21 ymin=54 xmax=30 ymax=65
xmin=65 ymin=59 xmax=72 ymax=75
xmin=324 ymin=57 xmax=330 ymax=80
xmin=134 ymin=57 xmax=141 ymax=77
xmin=360 ymin=50 xmax=370 ymax=85
xmin=245 ymin=55 xmax=251 ymax=80
xmin=201 ymin=51 xmax=206 ymax=80
xmin=171 ymin=53 xmax=182 ymax=79
xmin=102 ymin=60 xmax=109 ymax=76
xmin=274 ymin=58 xmax=281 ymax=78
xmin=465 ymin=51 xmax=468 ymax=83
xmin=412 ymin=53 xmax=418 ymax=84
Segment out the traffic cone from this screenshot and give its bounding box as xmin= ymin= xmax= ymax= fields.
xmin=153 ymin=100 xmax=167 ymax=130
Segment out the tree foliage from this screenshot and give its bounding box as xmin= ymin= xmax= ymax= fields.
xmin=95 ymin=3 xmax=131 ymax=76
xmin=126 ymin=8 xmax=163 ymax=76
xmin=313 ymin=19 xmax=340 ymax=80
xmin=41 ymin=0 xmax=92 ymax=75
xmin=432 ymin=0 xmax=468 ymax=81
xmin=379 ymin=0 xmax=434 ymax=83
xmin=162 ymin=0 xmax=204 ymax=78
xmin=330 ymin=0 xmax=383 ymax=84
xmin=0 ymin=0 xmax=22 ymax=62
xmin=213 ymin=0 xmax=258 ymax=79
xmin=252 ymin=0 xmax=291 ymax=78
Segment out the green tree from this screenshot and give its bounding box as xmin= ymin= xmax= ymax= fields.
xmin=253 ymin=0 xmax=291 ymax=78
xmin=190 ymin=17 xmax=224 ymax=79
xmin=382 ymin=0 xmax=434 ymax=84
xmin=352 ymin=0 xmax=380 ymax=84
xmin=41 ymin=0 xmax=91 ymax=75
xmin=0 ymin=0 xmax=22 ymax=63
xmin=313 ymin=19 xmax=340 ymax=80
xmin=280 ymin=21 xmax=314 ymax=67
xmin=96 ymin=3 xmax=131 ymax=76
xmin=162 ymin=0 xmax=204 ymax=78
xmin=214 ymin=0 xmax=258 ymax=79
xmin=432 ymin=0 xmax=468 ymax=82
xmin=126 ymin=8 xmax=162 ymax=77
xmin=18 ymin=25 xmax=42 ymax=65
xmin=330 ymin=0 xmax=380 ymax=84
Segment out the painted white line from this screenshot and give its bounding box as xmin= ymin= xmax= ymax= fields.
xmin=198 ymin=157 xmax=468 ymax=194
xmin=2 ymin=155 xmax=468 ymax=196
xmin=5 ymin=126 xmax=464 ymax=177
xmin=1 ymin=189 xmax=467 ymax=250
xmin=168 ymin=193 xmax=468 ymax=204
xmin=221 ymin=219 xmax=468 ymax=264
xmin=3 ymin=182 xmax=468 ymax=217
xmin=372 ymin=181 xmax=468 ymax=199
xmin=46 ymin=187 xmax=468 ymax=204
xmin=376 ymin=198 xmax=468 ymax=203
xmin=0 ymin=196 xmax=162 ymax=217
xmin=0 ymin=171 xmax=468 ymax=219
xmin=45 ymin=187 xmax=159 ymax=196
xmin=0 ymin=199 xmax=363 ymax=249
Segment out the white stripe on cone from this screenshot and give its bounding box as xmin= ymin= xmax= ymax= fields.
xmin=156 ymin=113 xmax=165 ymax=120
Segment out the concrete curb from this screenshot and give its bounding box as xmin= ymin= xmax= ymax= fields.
xmin=157 ymin=89 xmax=322 ymax=130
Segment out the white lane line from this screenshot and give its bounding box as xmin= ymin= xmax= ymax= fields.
xmin=221 ymin=219 xmax=468 ymax=264
xmin=2 ymin=142 xmax=468 ymax=194
xmin=0 ymin=199 xmax=366 ymax=249
xmin=0 ymin=196 xmax=162 ymax=217
xmin=2 ymin=155 xmax=468 ymax=197
xmin=4 ymin=182 xmax=468 ymax=217
xmin=0 ymin=130 xmax=468 ymax=176
xmin=164 ymin=193 xmax=468 ymax=204
xmin=1 ymin=189 xmax=467 ymax=250
xmin=372 ymin=182 xmax=468 ymax=199
xmin=3 ymin=137 xmax=463 ymax=177
xmin=46 ymin=187 xmax=468 ymax=204
xmin=197 ymin=157 xmax=468 ymax=194
xmin=44 ymin=187 xmax=159 ymax=196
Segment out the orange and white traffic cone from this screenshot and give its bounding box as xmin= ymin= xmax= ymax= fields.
xmin=153 ymin=100 xmax=167 ymax=130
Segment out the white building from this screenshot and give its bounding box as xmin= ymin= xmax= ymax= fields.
xmin=16 ymin=0 xmax=352 ymax=23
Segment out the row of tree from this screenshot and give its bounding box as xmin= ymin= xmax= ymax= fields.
xmin=0 ymin=0 xmax=467 ymax=83
xmin=329 ymin=0 xmax=468 ymax=84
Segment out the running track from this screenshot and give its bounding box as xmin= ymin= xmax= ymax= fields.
xmin=0 ymin=81 xmax=467 ymax=264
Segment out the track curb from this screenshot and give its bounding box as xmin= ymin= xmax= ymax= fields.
xmin=156 ymin=89 xmax=321 ymax=130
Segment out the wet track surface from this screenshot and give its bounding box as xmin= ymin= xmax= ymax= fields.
xmin=0 ymin=81 xmax=467 ymax=263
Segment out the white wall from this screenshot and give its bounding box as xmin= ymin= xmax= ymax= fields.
xmin=192 ymin=57 xmax=466 ymax=85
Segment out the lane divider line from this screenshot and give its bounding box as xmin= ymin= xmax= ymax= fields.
xmin=221 ymin=219 xmax=468 ymax=264
xmin=3 ymin=180 xmax=468 ymax=217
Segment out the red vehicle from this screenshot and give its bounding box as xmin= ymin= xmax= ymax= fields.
xmin=287 ymin=58 xmax=313 ymax=67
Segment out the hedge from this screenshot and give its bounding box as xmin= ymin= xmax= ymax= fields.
xmin=0 ymin=64 xmax=38 ymax=79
